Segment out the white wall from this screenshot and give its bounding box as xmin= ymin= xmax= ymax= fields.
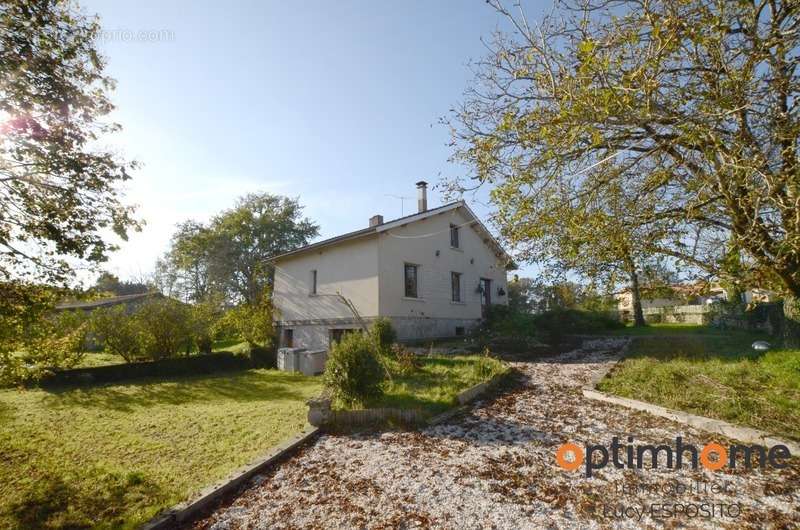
xmin=377 ymin=207 xmax=509 ymax=320
xmin=273 ymin=234 xmax=380 ymax=322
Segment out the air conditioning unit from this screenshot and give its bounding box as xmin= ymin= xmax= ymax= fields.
xmin=277 ymin=347 xmax=306 ymax=372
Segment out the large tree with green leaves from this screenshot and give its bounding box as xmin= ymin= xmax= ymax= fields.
xmin=159 ymin=193 xmax=319 ymax=304
xmin=452 ymin=0 xmax=800 ymax=342
xmin=1 ymin=0 xmax=138 ymax=377
xmin=1 ymin=0 xmax=139 ymax=284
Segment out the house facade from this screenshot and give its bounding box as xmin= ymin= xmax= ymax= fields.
xmin=271 ymin=182 xmax=514 ymax=351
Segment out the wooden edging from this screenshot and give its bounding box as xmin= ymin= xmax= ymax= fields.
xmin=140 ymin=426 xmax=320 ymax=530
xmin=582 ymin=338 xmax=800 ymax=454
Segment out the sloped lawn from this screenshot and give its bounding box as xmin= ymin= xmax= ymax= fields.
xmin=0 ymin=369 xmax=321 ymax=529
xmin=598 ymin=327 xmax=800 ymax=441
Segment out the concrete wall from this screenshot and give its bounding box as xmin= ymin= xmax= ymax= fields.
xmin=273 ymin=235 xmax=380 ymax=325
xmin=377 ymin=207 xmax=508 ymax=321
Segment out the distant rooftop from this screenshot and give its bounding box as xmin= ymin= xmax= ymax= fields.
xmin=55 ymin=292 xmax=160 ymax=311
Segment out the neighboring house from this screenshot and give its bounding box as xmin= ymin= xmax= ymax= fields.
xmin=615 ymin=282 xmax=779 ymax=313
xmin=270 ymin=182 xmax=515 ymax=351
xmin=615 ymin=291 xmax=683 ymax=312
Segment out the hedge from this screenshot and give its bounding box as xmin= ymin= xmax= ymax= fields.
xmin=38 ymin=351 xmax=272 ymax=389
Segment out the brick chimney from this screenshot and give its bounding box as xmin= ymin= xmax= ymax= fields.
xmin=369 ymin=214 xmax=384 ymax=227
xmin=416 ymin=181 xmax=428 ymax=213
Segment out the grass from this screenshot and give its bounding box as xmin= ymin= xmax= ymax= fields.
xmin=0 ymin=369 xmax=321 ymax=529
xmin=598 ymin=326 xmax=800 ymax=441
xmin=362 ymin=354 xmax=508 ymax=416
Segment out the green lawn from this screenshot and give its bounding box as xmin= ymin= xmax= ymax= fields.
xmin=362 ymin=354 xmax=508 ymax=415
xmin=598 ymin=326 xmax=800 ymax=441
xmin=0 ymin=369 xmax=321 ymax=530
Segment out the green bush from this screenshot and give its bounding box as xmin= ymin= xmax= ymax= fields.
xmin=323 ymin=332 xmax=385 ymax=406
xmin=136 ymin=298 xmax=192 ymax=360
xmin=189 ymin=298 xmax=222 ymax=354
xmin=370 ymin=317 xmax=396 ymax=353
xmin=219 ymin=289 xmax=274 ymax=349
xmin=531 ymin=309 xmax=624 ymax=344
xmin=476 ymin=305 xmax=623 ymax=346
xmin=90 ymin=306 xmax=146 ymax=363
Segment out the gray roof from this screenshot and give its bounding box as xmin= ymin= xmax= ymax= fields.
xmin=269 ymin=201 xmax=516 ymax=268
xmin=55 ymin=292 xmax=160 ymax=311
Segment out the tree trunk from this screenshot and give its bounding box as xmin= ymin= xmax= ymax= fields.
xmin=627 ymin=264 xmax=646 ymax=327
xmin=783 ymin=295 xmax=800 ymax=348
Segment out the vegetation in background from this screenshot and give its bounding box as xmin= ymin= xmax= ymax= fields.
xmin=154 ymin=194 xmax=319 ymax=304
xmin=0 ymin=369 xmax=322 ymax=529
xmin=599 ymin=328 xmax=800 ymax=441
xmin=477 ymin=304 xmax=623 ymax=347
xmin=91 ymin=273 xmax=149 ymax=297
xmin=218 ymin=286 xmax=275 ymax=352
xmin=450 ymin=0 xmax=800 ymax=343
xmin=370 ymin=317 xmax=397 ymax=355
xmin=323 ymin=332 xmax=385 ymax=407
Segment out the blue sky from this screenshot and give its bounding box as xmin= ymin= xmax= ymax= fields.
xmin=82 ymin=0 xmax=550 ymax=281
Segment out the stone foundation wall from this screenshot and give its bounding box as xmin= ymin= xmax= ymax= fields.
xmin=275 ymin=316 xmax=481 ymax=351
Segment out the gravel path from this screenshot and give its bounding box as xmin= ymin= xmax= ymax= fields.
xmin=191 ymin=339 xmax=800 ymax=529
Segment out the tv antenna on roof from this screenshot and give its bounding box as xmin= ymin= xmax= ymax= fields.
xmin=385 ymin=194 xmax=412 ymax=216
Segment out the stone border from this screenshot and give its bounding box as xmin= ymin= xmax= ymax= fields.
xmin=428 ymin=368 xmax=513 ymax=425
xmin=582 ymin=338 xmax=800 ymax=454
xmin=140 ymin=426 xmax=320 ymax=530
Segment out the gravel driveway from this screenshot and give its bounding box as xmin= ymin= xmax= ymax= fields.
xmin=191 ymin=339 xmax=800 ymax=529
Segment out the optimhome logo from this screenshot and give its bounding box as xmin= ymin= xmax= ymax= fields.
xmin=556 ymin=436 xmax=792 ymax=477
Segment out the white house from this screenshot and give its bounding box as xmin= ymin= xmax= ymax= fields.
xmin=270 ymin=182 xmax=515 ymax=351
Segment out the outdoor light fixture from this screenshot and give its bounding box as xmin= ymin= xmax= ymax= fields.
xmin=497 ymin=287 xmax=506 ymax=297
xmin=435 ymin=250 xmax=440 ymax=256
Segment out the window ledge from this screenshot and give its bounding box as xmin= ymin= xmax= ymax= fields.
xmin=450 ymin=301 xmax=466 ymax=305
xmin=402 ymin=297 xmax=425 ymax=302
xmin=450 ymin=246 xmax=463 ymax=252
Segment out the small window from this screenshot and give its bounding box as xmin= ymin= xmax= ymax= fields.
xmin=455 ymin=326 xmax=465 ymax=336
xmin=330 ymin=328 xmax=358 ymax=344
xmin=450 ymin=224 xmax=460 ymax=248
xmin=451 ymin=271 xmax=462 ymax=302
xmin=404 ymin=263 xmax=418 ymax=298
xmin=310 ymin=269 xmax=317 ymax=295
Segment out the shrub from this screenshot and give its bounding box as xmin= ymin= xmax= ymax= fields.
xmin=220 ymin=288 xmax=274 ymax=349
xmin=370 ymin=317 xmax=396 ymax=353
xmin=323 ymin=332 xmax=385 ymax=406
xmin=190 ymin=298 xmax=222 ymax=354
xmin=531 ymin=309 xmax=624 ymax=344
xmin=90 ymin=306 xmax=146 ymax=363
xmin=2 ymin=310 xmax=89 ymax=385
xmin=390 ymin=343 xmax=421 ymax=375
xmin=136 ymin=298 xmax=192 ymax=360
